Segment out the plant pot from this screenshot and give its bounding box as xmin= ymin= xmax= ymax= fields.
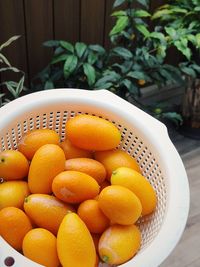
xmin=180 ymin=77 xmax=200 ymax=139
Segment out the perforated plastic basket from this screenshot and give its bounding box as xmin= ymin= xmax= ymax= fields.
xmin=0 ymin=89 xmax=189 ymax=267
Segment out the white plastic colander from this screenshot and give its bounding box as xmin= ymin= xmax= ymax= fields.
xmin=0 ymin=89 xmax=189 ymax=267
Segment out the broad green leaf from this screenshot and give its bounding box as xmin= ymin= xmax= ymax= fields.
xmin=136 ymin=0 xmax=149 ymax=8
xmin=196 ymin=33 xmax=200 ymax=47
xmin=190 ymin=64 xmax=200 ymax=73
xmin=16 ymin=76 xmax=25 ymax=96
xmin=83 ymin=63 xmax=96 ymax=86
xmin=180 ymin=66 xmax=196 ymax=78
xmin=135 ymin=24 xmax=150 ymax=38
xmin=4 ymin=82 xmax=17 ymax=98
xmin=51 ymin=54 xmax=68 ymax=64
xmin=95 ymin=82 xmax=113 ymax=90
xmin=60 ymin=41 xmax=74 ymax=53
xmin=165 ymin=27 xmax=177 ymax=39
xmin=63 ymin=55 xmax=78 ymax=78
xmin=112 ymin=47 xmax=133 ymax=59
xmin=43 ymin=40 xmax=60 ymax=47
xmin=134 ymin=10 xmax=151 ymax=18
xmin=44 ymin=80 xmax=54 ymax=90
xmin=88 ymin=45 xmax=105 ymax=55
xmin=187 ymin=34 xmax=197 ymax=45
xmin=121 ymin=79 xmax=139 ymax=95
xmin=171 ymin=7 xmax=187 ymax=13
xmin=152 ymin=9 xmax=172 ymax=20
xmin=0 ymin=53 xmax=11 ymax=66
xmin=174 ymin=41 xmax=191 ymax=60
xmin=95 ymin=72 xmax=120 ymax=88
xmin=127 ymin=71 xmax=147 ymax=80
xmin=111 ymin=10 xmax=126 ymax=17
xmin=194 ymin=6 xmax=200 ymax=11
xmin=75 ymin=42 xmax=87 ymax=58
xmin=0 ymin=35 xmax=21 ymax=51
xmin=113 ymin=0 xmax=126 ymax=8
xmin=88 ymin=53 xmax=98 ymax=65
xmin=110 ymin=16 xmax=129 ymax=36
xmin=54 ymin=47 xmax=65 ymax=55
xmin=157 ymin=45 xmax=167 ymax=59
xmin=150 ymin=32 xmax=165 ymax=41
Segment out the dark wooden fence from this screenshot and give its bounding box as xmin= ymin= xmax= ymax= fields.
xmin=0 ymin=0 xmax=164 ymax=86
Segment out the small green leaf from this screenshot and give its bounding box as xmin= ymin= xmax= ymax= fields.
xmin=63 ymin=55 xmax=78 ymax=78
xmin=60 ymin=41 xmax=74 ymax=53
xmin=180 ymin=66 xmax=196 ymax=78
xmin=162 ymin=112 xmax=183 ymax=126
xmin=88 ymin=53 xmax=98 ymax=65
xmin=174 ymin=41 xmax=191 ymax=60
xmin=83 ymin=63 xmax=96 ymax=86
xmin=190 ymin=64 xmax=200 ymax=73
xmin=0 ymin=53 xmax=11 ymax=66
xmin=75 ymin=42 xmax=87 ymax=58
xmin=134 ymin=10 xmax=151 ymax=18
xmin=113 ymin=0 xmax=126 ymax=8
xmin=187 ymin=34 xmax=197 ymax=45
xmin=16 ymin=76 xmax=25 ymax=96
xmin=135 ymin=24 xmax=150 ymax=38
xmin=150 ymin=32 xmax=166 ymax=41
xmin=51 ymin=54 xmax=68 ymax=64
xmin=127 ymin=71 xmax=147 ymax=80
xmin=88 ymin=45 xmax=105 ymax=55
xmin=194 ymin=6 xmax=200 ymax=11
xmin=137 ymin=0 xmax=149 ymax=8
xmin=0 ymin=35 xmax=21 ymax=51
xmin=95 ymin=72 xmax=120 ymax=88
xmin=111 ymin=10 xmax=126 ymax=17
xmin=43 ymin=40 xmax=60 ymax=47
xmin=110 ymin=16 xmax=129 ymax=36
xmin=196 ymin=33 xmax=200 ymax=47
xmin=44 ymin=80 xmax=54 ymax=90
xmin=112 ymin=47 xmax=133 ymax=59
xmin=95 ymin=82 xmax=113 ymax=90
xmin=165 ymin=27 xmax=177 ymax=39
xmin=4 ymin=82 xmax=17 ymax=98
xmin=0 ymin=67 xmax=20 ymax=72
xmin=121 ymin=79 xmax=138 ymax=95
xmin=152 ymin=9 xmax=172 ymax=20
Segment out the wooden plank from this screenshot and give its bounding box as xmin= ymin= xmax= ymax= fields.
xmin=104 ymin=0 xmax=115 ymax=49
xmin=0 ymin=0 xmax=28 ymax=84
xmin=80 ymin=0 xmax=105 ymax=45
xmin=54 ymin=0 xmax=80 ymax=43
xmin=24 ymin=0 xmax=54 ymax=80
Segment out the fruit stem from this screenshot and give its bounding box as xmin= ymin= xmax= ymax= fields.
xmin=102 ymin=255 xmax=109 ymax=263
xmin=24 ymin=197 xmax=29 ymax=203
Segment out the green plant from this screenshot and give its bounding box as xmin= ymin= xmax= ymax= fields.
xmin=33 ymin=41 xmax=107 ymax=90
xmin=152 ymin=0 xmax=200 ymax=78
xmin=0 ymin=36 xmax=25 ymax=107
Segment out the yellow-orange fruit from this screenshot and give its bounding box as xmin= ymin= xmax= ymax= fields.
xmin=65 ymin=158 xmax=106 ymax=184
xmin=111 ymin=167 xmax=157 ymax=215
xmin=0 ymin=150 xmax=29 ymax=181
xmin=18 ymin=129 xmax=60 ymax=160
xmin=57 ymin=213 xmax=96 ymax=267
xmin=24 ymin=194 xmax=75 ymax=235
xmin=0 ymin=207 xmax=32 ymax=250
xmin=0 ymin=181 xmax=30 ymax=210
xmin=28 ymin=144 xmax=65 ymax=194
xmin=94 ymin=149 xmax=140 ymax=180
xmin=98 ymin=185 xmax=142 ymax=225
xmin=60 ymin=139 xmax=93 ymax=159
xmin=78 ymin=199 xmax=109 ymax=234
xmin=65 ymin=114 xmax=121 ymax=151
xmin=22 ymin=228 xmax=60 ymax=267
xmin=99 ymin=224 xmax=141 ymax=265
xmin=52 ymin=171 xmax=100 ymax=203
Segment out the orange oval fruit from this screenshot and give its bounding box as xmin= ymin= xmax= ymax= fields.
xmin=65 ymin=158 xmax=106 ymax=185
xmin=28 ymin=144 xmax=65 ymax=194
xmin=94 ymin=149 xmax=141 ymax=180
xmin=98 ymin=185 xmax=142 ymax=225
xmin=0 ymin=207 xmax=32 ymax=250
xmin=57 ymin=213 xmax=96 ymax=267
xmin=24 ymin=194 xmax=75 ymax=235
xmin=66 ymin=114 xmax=121 ymax=151
xmin=0 ymin=150 xmax=29 ymax=181
xmin=78 ymin=199 xmax=109 ymax=234
xmin=0 ymin=181 xmax=30 ymax=210
xmin=111 ymin=167 xmax=157 ymax=215
xmin=22 ymin=228 xmax=60 ymax=267
xmin=60 ymin=139 xmax=93 ymax=159
xmin=18 ymin=129 xmax=60 ymax=160
xmin=52 ymin=171 xmax=100 ymax=203
xmin=98 ymin=224 xmax=141 ymax=265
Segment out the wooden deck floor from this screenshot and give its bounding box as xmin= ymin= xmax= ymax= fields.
xmin=161 ymin=129 xmax=200 ymax=267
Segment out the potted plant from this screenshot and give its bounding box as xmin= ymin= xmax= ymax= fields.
xmin=152 ymin=0 xmax=200 ymax=138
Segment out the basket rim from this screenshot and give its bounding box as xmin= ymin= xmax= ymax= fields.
xmin=0 ymin=89 xmax=190 ymax=267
